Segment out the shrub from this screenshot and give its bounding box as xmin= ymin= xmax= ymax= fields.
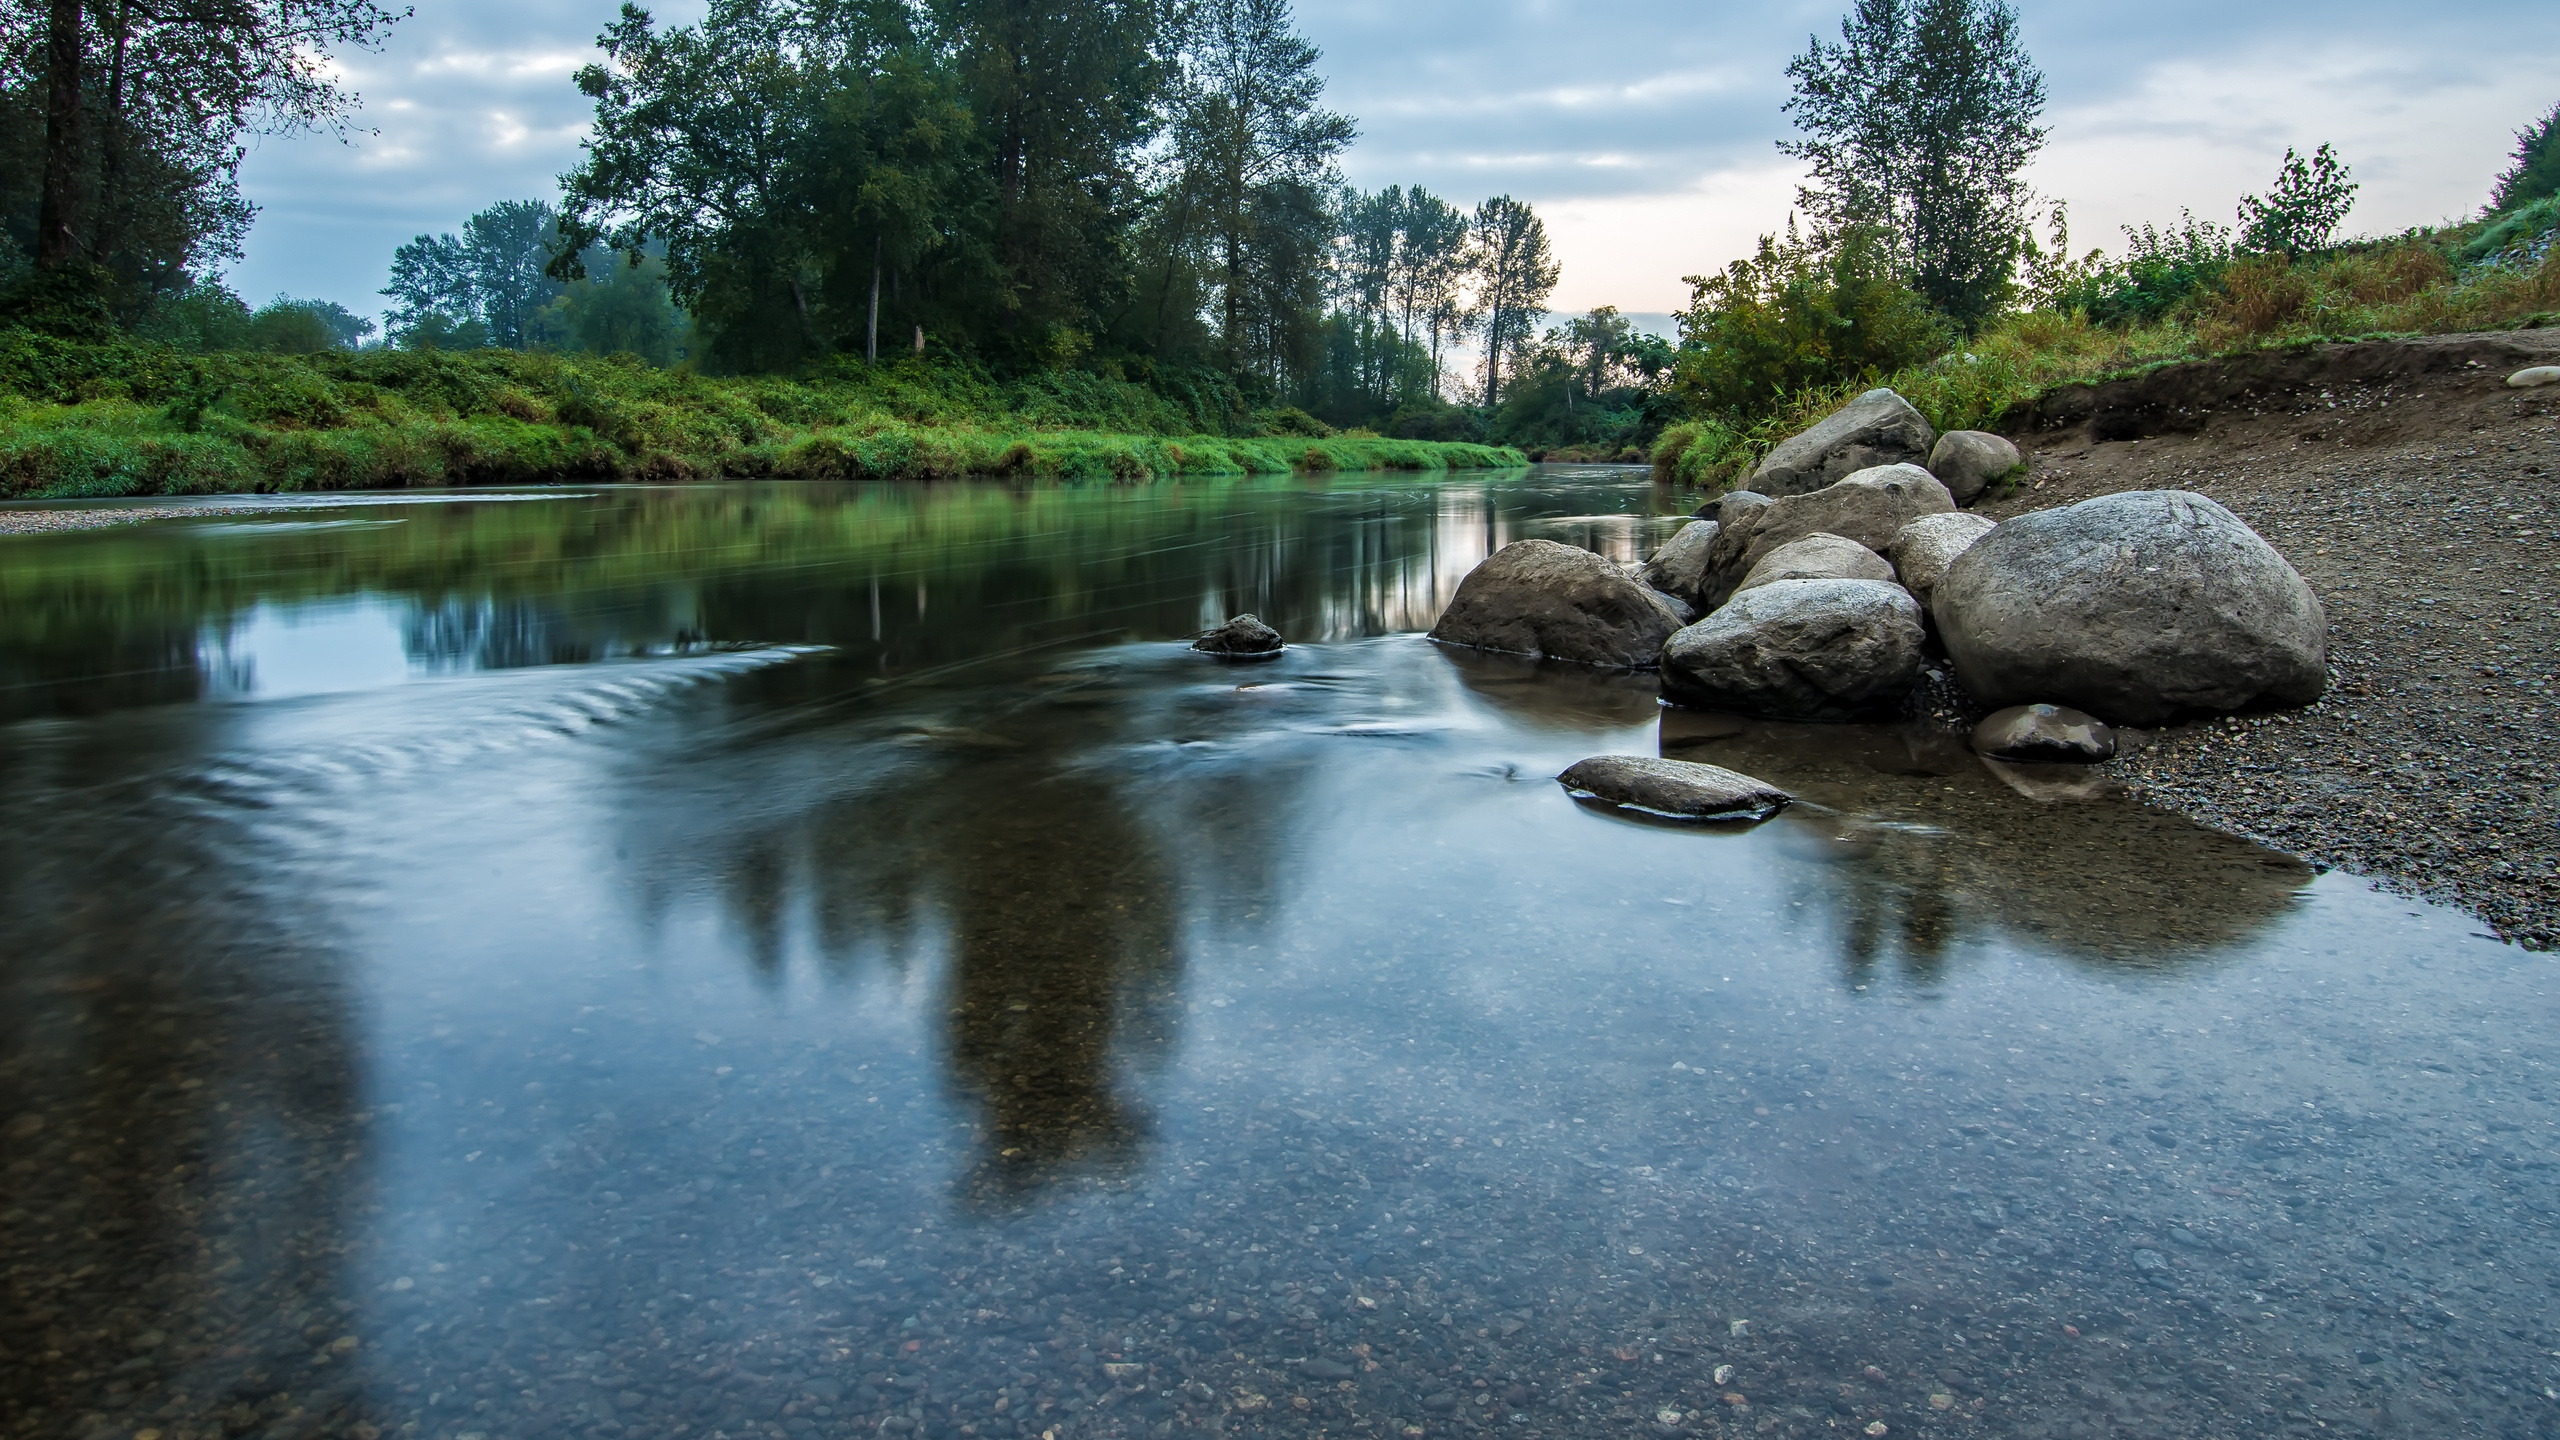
xmin=2197 ymin=255 xmax=2315 ymax=349
xmin=2238 ymin=144 xmax=2358 ymax=259
xmin=1672 ymin=226 xmax=1950 ymax=421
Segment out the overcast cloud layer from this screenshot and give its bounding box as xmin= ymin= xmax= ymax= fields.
xmin=229 ymin=0 xmax=2560 ymax=330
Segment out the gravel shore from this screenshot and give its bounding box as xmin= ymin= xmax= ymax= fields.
xmin=0 ymin=500 xmax=306 ymax=535
xmin=1981 ymin=330 xmax=2560 ymax=948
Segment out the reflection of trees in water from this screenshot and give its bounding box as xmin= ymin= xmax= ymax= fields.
xmin=674 ymin=676 xmax=1310 ymax=1212
xmin=1654 ymin=711 xmax=2317 ymax=982
xmin=0 ymin=745 xmax=377 ymax=1436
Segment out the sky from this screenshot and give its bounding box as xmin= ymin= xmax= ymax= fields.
xmin=227 ymin=0 xmax=2560 ymax=335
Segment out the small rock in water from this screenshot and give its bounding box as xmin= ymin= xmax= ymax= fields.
xmin=2507 ymin=365 xmax=2560 ymax=388
xmin=1193 ymin=614 xmax=1284 ymax=656
xmin=1299 ymin=1358 xmax=1355 ymax=1380
xmin=1970 ymin=703 xmax=2116 ymax=762
xmin=1557 ymin=755 xmax=1791 ymax=823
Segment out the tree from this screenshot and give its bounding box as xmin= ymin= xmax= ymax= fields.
xmin=2237 ymin=144 xmax=2356 ymax=258
xmin=243 ymin=294 xmax=371 ymax=350
xmin=464 ymin=200 xmax=565 ymax=348
xmin=934 ymin=0 xmax=1162 ymax=361
xmin=11 ymin=0 xmax=402 ymax=298
xmin=557 ymin=0 xmax=970 ymax=372
xmin=1673 ymin=223 xmax=1946 ymax=419
xmin=1556 ymin=305 xmax=1634 ymax=405
xmin=2491 ymin=103 xmax=2560 ymax=214
xmin=1469 ymin=194 xmax=1556 ymax=408
xmin=1162 ymin=0 xmax=1353 ymax=386
xmin=382 ymin=230 xmax=480 ymax=345
xmin=1781 ymin=0 xmax=2046 ymax=331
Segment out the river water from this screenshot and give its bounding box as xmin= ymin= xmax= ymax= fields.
xmin=1 ymin=470 xmax=2553 ymax=1440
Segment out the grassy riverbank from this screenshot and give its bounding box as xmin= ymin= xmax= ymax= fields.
xmin=0 ymin=335 xmax=1523 ymax=498
xmin=1653 ymin=223 xmax=2560 ymax=487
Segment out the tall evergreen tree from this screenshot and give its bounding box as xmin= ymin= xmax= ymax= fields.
xmin=1469 ymin=194 xmax=1555 ymax=409
xmin=1782 ymin=0 xmax=2045 ymax=331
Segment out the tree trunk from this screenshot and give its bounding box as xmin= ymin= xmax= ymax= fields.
xmin=36 ymin=0 xmax=84 ymax=268
xmin=96 ymin=0 xmax=128 ymax=265
xmin=866 ymin=234 xmax=881 ymax=363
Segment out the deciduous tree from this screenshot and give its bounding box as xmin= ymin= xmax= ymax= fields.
xmin=1782 ymin=0 xmax=2045 ymax=331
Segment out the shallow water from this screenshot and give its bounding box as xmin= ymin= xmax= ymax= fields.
xmin=2 ymin=470 xmax=2555 ymax=1440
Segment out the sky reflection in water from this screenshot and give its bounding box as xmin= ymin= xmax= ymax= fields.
xmin=0 ymin=472 xmax=2553 ymax=1440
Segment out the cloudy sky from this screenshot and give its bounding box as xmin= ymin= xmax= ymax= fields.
xmin=230 ymin=0 xmax=2560 ymax=332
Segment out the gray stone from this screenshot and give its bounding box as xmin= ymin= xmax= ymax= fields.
xmin=1299 ymin=1359 xmax=1356 ymax=1381
xmin=1734 ymin=532 xmax=1895 ymax=594
xmin=1556 ymin=755 xmax=1791 ymax=823
xmin=1192 ymin=614 xmax=1283 ymax=656
xmin=1428 ymin=539 xmax=1689 ymax=669
xmin=1700 ymin=464 xmax=1956 ymax=609
xmin=1717 ymin=490 xmax=1773 ymax=529
xmin=1887 ymin=513 xmax=1998 ymax=611
xmin=1927 ymin=430 xmax=2023 ymax=504
xmin=2507 ymin=365 xmax=2560 ymax=388
xmin=1639 ymin=520 xmax=1720 ymax=609
xmin=1970 ymin=703 xmax=2117 ymax=762
xmin=1746 ymin=388 xmax=1936 ymax=497
xmin=1659 ymin=578 xmax=1927 ymax=720
xmin=1933 ymin=490 xmax=2328 ymax=726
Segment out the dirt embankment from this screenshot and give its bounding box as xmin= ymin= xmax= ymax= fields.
xmin=1980 ymin=328 xmax=2560 ymax=947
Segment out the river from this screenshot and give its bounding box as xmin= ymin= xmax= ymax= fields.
xmin=0 ymin=469 xmax=2551 ymax=1440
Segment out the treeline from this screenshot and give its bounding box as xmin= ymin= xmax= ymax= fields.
xmin=371 ymin=0 xmax=1591 ymax=438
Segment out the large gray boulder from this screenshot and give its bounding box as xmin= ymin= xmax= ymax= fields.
xmin=1734 ymin=532 xmax=1895 ymax=594
xmin=1887 ymin=512 xmax=1998 ymax=611
xmin=1639 ymin=520 xmax=1720 ymax=609
xmin=1927 ymin=430 xmax=2022 ymax=504
xmin=1932 ymin=491 xmax=2329 ymax=726
xmin=1660 ymin=578 xmax=1927 ymax=720
xmin=1557 ymin=755 xmax=1791 ymax=823
xmin=1746 ymin=388 xmax=1936 ymax=497
xmin=1700 ymin=463 xmax=1956 ymax=609
xmin=1430 ymin=539 xmax=1689 ymax=669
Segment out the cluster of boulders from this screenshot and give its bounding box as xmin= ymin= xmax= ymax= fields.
xmin=1428 ymin=388 xmax=2331 ymax=816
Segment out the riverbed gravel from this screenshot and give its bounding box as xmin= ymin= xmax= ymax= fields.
xmin=1978 ymin=334 xmax=2560 ymax=949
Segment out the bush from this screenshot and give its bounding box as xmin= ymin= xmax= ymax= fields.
xmin=1672 ymin=226 xmax=1949 ymax=421
xmin=2196 ymin=254 xmax=2314 ymax=349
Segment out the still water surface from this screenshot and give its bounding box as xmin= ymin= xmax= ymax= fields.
xmin=2 ymin=471 xmax=2554 ymax=1440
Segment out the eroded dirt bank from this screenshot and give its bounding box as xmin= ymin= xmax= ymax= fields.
xmin=1983 ymin=328 xmax=2560 ymax=947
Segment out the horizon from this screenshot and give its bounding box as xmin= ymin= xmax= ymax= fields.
xmin=225 ymin=0 xmax=2560 ymax=332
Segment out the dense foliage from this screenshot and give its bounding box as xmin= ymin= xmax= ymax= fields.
xmin=2492 ymin=104 xmax=2560 ymax=215
xmin=0 ymin=0 xmax=402 ymax=317
xmin=0 ymin=336 xmax=1522 ymax=497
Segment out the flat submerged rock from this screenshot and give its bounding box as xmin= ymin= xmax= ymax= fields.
xmin=1556 ymin=754 xmax=1792 ymax=823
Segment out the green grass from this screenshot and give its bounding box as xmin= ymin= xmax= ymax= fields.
xmin=0 ymin=336 xmax=1523 ymax=498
